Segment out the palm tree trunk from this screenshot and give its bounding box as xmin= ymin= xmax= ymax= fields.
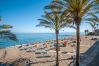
xmin=56 ymin=30 xmax=59 ymax=66
xmin=76 ymin=24 xmax=80 ymax=66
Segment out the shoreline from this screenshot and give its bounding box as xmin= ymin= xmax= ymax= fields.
xmin=0 ymin=36 xmax=97 ymax=66
xmin=0 ymin=32 xmax=85 ymax=48
xmin=0 ymin=35 xmax=73 ymax=49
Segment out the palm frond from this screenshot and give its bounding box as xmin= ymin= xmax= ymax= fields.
xmin=8 ymin=32 xmax=18 ymax=41
xmin=0 ymin=30 xmax=18 ymax=41
xmin=80 ymin=1 xmax=94 ymax=17
xmin=0 ymin=24 xmax=13 ymax=29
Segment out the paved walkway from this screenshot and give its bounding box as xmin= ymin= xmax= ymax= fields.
xmin=80 ymin=41 xmax=99 ymax=66
xmin=87 ymin=50 xmax=99 ymax=66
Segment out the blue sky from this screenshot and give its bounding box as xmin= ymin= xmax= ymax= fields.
xmin=0 ymin=0 xmax=92 ymax=33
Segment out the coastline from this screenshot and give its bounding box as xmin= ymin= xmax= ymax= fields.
xmin=0 ymin=36 xmax=98 ymax=66
xmin=0 ymin=33 xmax=74 ymax=48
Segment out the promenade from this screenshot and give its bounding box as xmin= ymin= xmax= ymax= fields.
xmin=80 ymin=40 xmax=99 ymax=66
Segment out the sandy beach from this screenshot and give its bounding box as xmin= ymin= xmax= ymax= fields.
xmin=0 ymin=36 xmax=98 ymax=66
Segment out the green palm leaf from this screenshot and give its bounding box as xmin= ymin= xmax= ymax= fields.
xmin=0 ymin=30 xmax=18 ymax=41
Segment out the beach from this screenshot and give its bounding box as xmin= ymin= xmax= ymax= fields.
xmin=0 ymin=33 xmax=74 ymax=48
xmin=0 ymin=36 xmax=98 ymax=66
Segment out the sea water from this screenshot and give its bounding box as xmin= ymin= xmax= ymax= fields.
xmin=0 ymin=32 xmax=84 ymax=48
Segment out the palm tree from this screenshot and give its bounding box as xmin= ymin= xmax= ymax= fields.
xmin=0 ymin=17 xmax=18 ymax=65
xmin=0 ymin=17 xmax=18 ymax=41
xmin=85 ymin=29 xmax=89 ymax=35
xmin=37 ymin=2 xmax=72 ymax=66
xmin=55 ymin=0 xmax=97 ymax=66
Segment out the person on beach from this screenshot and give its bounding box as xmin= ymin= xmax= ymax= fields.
xmin=63 ymin=40 xmax=68 ymax=47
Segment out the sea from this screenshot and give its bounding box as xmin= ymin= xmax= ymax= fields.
xmin=0 ymin=32 xmax=84 ymax=48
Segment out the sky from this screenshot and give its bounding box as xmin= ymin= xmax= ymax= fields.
xmin=0 ymin=0 xmax=93 ymax=33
